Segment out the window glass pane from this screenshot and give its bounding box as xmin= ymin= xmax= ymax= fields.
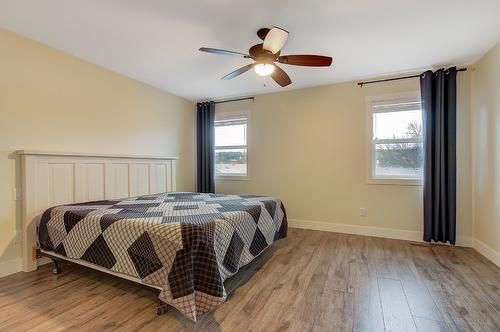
xmin=215 ymin=123 xmax=246 ymax=146
xmin=374 ymin=142 xmax=423 ymax=178
xmin=215 ymin=148 xmax=247 ymax=175
xmin=373 ymin=110 xmax=422 ymax=139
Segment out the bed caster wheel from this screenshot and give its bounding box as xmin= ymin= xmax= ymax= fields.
xmin=157 ymin=304 xmax=168 ymax=315
xmin=52 ymin=259 xmax=61 ymax=274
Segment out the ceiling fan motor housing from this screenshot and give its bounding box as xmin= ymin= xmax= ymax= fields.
xmin=249 ymin=44 xmax=279 ymax=64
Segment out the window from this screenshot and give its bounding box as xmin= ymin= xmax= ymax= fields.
xmin=215 ymin=116 xmax=248 ymax=178
xmin=367 ymin=93 xmax=423 ymax=184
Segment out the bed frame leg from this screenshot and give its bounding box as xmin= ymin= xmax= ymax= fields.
xmin=156 ymin=303 xmax=168 ymax=316
xmin=52 ymin=259 xmax=61 ymax=274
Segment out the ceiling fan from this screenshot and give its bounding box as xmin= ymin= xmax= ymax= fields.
xmin=199 ymin=27 xmax=333 ymax=87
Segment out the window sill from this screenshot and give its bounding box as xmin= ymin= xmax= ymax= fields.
xmin=366 ymin=178 xmax=423 ymax=186
xmin=216 ymin=175 xmax=251 ymax=181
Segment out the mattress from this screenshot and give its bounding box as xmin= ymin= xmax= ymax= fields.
xmin=37 ymin=192 xmax=288 ymax=321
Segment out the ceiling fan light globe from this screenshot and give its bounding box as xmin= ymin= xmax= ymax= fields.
xmin=254 ymin=63 xmax=275 ymax=76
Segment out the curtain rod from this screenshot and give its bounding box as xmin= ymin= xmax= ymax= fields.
xmin=214 ymin=96 xmax=254 ymax=105
xmin=357 ymin=68 xmax=467 ymax=87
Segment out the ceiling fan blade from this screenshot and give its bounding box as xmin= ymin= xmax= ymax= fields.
xmin=222 ymin=63 xmax=256 ymax=80
xmin=278 ymin=55 xmax=333 ymax=67
xmin=263 ymin=27 xmax=289 ymax=54
xmin=199 ymin=47 xmax=249 ymax=58
xmin=271 ymin=65 xmax=292 ymax=87
xmin=257 ymin=28 xmax=270 ymax=40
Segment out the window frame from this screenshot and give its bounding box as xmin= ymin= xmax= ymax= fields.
xmin=365 ymin=92 xmax=423 ymax=186
xmin=214 ymin=110 xmax=251 ymax=181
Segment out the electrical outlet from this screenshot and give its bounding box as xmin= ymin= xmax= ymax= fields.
xmin=359 ymin=208 xmax=367 ymax=217
xmin=14 ymin=188 xmax=22 ymax=201
xmin=32 ymin=245 xmax=41 ymax=261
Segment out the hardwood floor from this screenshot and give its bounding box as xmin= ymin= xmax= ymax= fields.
xmin=0 ymin=228 xmax=499 ymax=331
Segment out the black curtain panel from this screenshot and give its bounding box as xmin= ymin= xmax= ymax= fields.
xmin=420 ymin=67 xmax=457 ymax=244
xmin=196 ymin=101 xmax=215 ymax=193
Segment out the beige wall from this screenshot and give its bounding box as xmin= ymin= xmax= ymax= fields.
xmin=216 ymin=72 xmax=473 ymax=243
xmin=0 ymin=29 xmax=195 ymax=267
xmin=2 ymin=26 xmax=494 ymax=272
xmin=471 ymin=42 xmax=500 ymax=255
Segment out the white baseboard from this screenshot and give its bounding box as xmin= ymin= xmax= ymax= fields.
xmin=289 ymin=218 xmax=422 ymax=242
xmin=0 ymin=256 xmax=68 ymax=278
xmin=288 ymin=219 xmax=473 ymax=247
xmin=0 ymin=258 xmax=22 ymax=278
xmin=473 ymin=239 xmax=500 ymax=267
xmin=2 ymin=224 xmax=494 ymax=279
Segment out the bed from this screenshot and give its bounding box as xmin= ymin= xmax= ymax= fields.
xmin=18 ymin=151 xmax=287 ymax=321
xmin=37 ymin=192 xmax=287 ymax=320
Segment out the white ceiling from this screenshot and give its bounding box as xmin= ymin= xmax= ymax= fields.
xmin=1 ymin=0 xmax=499 ymax=101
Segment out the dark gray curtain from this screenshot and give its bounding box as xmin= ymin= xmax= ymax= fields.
xmin=420 ymin=67 xmax=457 ymax=244
xmin=196 ymin=101 xmax=215 ymax=193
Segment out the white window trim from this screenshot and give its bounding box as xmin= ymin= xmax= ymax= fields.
xmin=365 ymin=91 xmax=423 ymax=186
xmin=215 ymin=109 xmax=251 ymax=181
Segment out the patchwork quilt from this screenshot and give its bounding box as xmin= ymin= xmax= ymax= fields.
xmin=37 ymin=192 xmax=287 ymax=321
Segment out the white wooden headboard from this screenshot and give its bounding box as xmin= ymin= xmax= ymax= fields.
xmin=17 ymin=150 xmax=178 ymax=272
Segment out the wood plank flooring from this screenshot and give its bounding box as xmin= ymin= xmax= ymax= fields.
xmin=0 ymin=228 xmax=499 ymax=331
